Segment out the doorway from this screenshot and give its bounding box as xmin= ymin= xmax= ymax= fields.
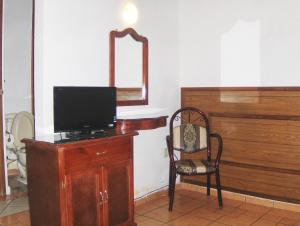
xmin=0 ymin=0 xmax=34 ymax=197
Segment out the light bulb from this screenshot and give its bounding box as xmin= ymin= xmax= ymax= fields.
xmin=122 ymin=2 xmax=138 ymax=25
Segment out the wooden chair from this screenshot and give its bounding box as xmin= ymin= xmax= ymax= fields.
xmin=166 ymin=107 xmax=223 ymax=211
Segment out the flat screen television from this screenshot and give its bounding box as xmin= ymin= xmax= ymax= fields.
xmin=54 ymin=86 xmax=116 ymax=134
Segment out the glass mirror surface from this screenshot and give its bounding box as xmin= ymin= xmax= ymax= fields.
xmin=115 ymin=35 xmax=143 ymax=88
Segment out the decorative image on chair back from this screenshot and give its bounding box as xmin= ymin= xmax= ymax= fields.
xmin=173 ymin=123 xmax=207 ymax=152
xmin=166 ymin=107 xmax=223 ymax=211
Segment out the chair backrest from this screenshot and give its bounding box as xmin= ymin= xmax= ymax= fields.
xmin=169 ymin=107 xmax=211 ymax=157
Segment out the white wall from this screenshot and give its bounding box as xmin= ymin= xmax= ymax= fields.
xmin=3 ymin=0 xmax=32 ymax=114
xmin=178 ymin=0 xmax=300 ymax=87
xmin=34 ymin=0 xmax=180 ymax=198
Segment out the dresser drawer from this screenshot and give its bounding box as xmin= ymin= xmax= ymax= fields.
xmin=64 ymin=137 xmax=132 ymax=172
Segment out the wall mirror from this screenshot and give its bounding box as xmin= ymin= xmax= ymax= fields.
xmin=109 ymin=28 xmax=148 ymax=106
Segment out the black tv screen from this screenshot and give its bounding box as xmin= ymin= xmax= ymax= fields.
xmin=54 ymin=86 xmax=116 ymax=133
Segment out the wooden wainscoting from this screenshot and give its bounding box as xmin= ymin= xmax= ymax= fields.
xmin=181 ymin=87 xmax=300 ymax=204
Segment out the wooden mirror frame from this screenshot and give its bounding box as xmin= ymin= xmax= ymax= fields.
xmin=109 ymin=28 xmax=148 ymax=106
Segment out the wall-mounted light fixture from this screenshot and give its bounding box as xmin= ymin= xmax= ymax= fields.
xmin=121 ymin=2 xmax=138 ymax=26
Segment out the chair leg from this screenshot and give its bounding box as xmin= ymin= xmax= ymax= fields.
xmin=207 ymin=174 xmax=211 ymax=196
xmin=216 ymin=170 xmax=223 ymax=208
xmin=168 ymin=162 xmax=172 ymax=197
xmin=169 ymin=170 xmax=176 ymax=211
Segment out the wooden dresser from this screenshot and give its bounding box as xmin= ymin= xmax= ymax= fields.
xmin=23 ymin=131 xmax=138 ymax=226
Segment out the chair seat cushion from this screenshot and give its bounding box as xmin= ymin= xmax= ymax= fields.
xmin=175 ymin=159 xmax=215 ymax=175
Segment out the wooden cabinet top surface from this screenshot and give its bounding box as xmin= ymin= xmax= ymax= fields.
xmin=22 ymin=130 xmax=138 ymax=148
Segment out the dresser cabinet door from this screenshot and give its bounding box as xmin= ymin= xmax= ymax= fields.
xmin=65 ymin=168 xmax=104 ymax=226
xmin=104 ymin=160 xmax=134 ymax=226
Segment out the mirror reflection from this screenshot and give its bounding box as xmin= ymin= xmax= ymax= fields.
xmin=115 ymin=35 xmax=142 ymax=88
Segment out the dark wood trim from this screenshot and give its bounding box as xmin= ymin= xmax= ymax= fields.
xmin=0 ymin=0 xmax=5 ymax=199
xmin=117 ymin=88 xmax=142 ymax=92
xmin=110 ymin=28 xmax=148 ymax=42
xmin=109 ymin=28 xmax=148 ymax=106
xmin=31 ymin=0 xmax=35 ymax=116
xmin=109 ymin=30 xmax=115 ymax=86
xmin=184 ymin=158 xmax=300 ymax=176
xmin=182 ymin=87 xmax=300 ymax=91
xmin=117 ymin=99 xmax=147 ymax=107
xmin=220 ymin=160 xmax=300 ymax=176
xmin=182 ymin=179 xmax=300 ymax=205
xmin=116 ymin=116 xmax=168 ymax=131
xmin=209 ymin=112 xmax=300 ymax=121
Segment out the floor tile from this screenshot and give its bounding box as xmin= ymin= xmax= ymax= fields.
xmin=207 ymin=222 xmax=230 ymax=226
xmin=278 ymin=217 xmax=300 ymax=226
xmin=251 ymin=219 xmax=280 ymax=226
xmin=0 ymin=196 xmax=29 ymax=218
xmin=222 ymin=198 xmax=244 ymax=208
xmin=261 ymin=208 xmax=300 ymax=223
xmin=169 ymin=199 xmax=204 ymax=213
xmin=176 ymin=190 xmax=208 ymax=200
xmin=14 ymin=211 xmax=30 ymax=225
xmin=143 ymin=206 xmax=185 ymax=223
xmin=0 ymin=200 xmax=12 ymax=214
xmin=0 ymin=205 xmax=28 ymax=218
xmin=238 ymin=202 xmax=271 ymax=218
xmin=135 ymin=202 xmax=160 ymax=215
xmin=0 ymin=215 xmax=19 ymax=225
xmin=189 ymin=206 xmax=226 ymax=221
xmin=168 ymin=213 xmax=211 ymax=226
xmin=8 ymin=197 xmax=28 ymax=207
xmin=135 ymin=215 xmax=164 ymax=226
xmin=149 ymin=196 xmax=169 ymax=208
xmin=174 ymin=192 xmax=196 ymax=203
xmin=226 ymin=208 xmax=247 ymax=218
xmin=217 ymin=212 xmax=259 ymax=226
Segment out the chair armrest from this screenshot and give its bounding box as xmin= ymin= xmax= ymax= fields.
xmin=209 ymin=133 xmax=223 ymax=168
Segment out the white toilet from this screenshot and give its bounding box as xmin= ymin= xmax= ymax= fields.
xmin=5 ymin=111 xmax=34 ymax=184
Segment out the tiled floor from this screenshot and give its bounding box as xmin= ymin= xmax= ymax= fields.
xmin=1 ymin=190 xmax=300 ymax=226
xmin=135 ymin=190 xmax=300 ymax=226
xmin=0 ymin=197 xmax=28 ymax=217
xmin=0 ymin=196 xmax=29 ymax=226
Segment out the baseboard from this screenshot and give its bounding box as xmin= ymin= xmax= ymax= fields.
xmin=177 ymin=183 xmax=300 ymax=213
xmin=134 ymin=183 xmax=300 ymax=213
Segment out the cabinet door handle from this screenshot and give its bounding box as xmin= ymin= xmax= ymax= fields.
xmin=96 ymin=151 xmax=107 ymax=156
xmin=104 ymin=190 xmax=109 ymax=202
xmin=99 ymin=191 xmax=104 ymax=203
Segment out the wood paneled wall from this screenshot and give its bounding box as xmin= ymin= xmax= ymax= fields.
xmin=181 ymin=87 xmax=300 ymax=204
